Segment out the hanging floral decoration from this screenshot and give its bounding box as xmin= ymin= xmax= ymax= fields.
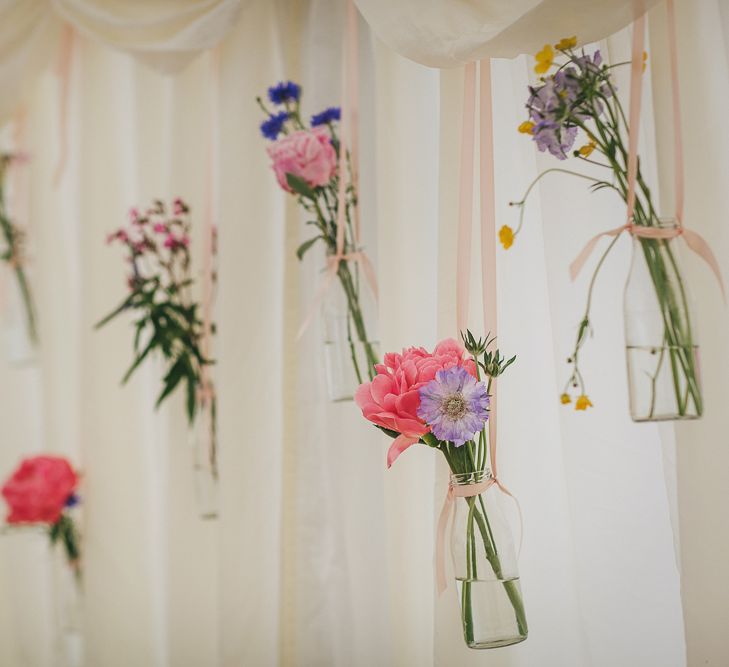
xmin=1 ymin=455 xmax=81 ymax=575
xmin=507 ymin=37 xmax=709 ymax=419
xmin=0 ymin=152 xmax=38 ymax=345
xmin=257 ymin=81 xmax=379 ymax=387
xmin=97 ymin=199 xmax=216 ymax=451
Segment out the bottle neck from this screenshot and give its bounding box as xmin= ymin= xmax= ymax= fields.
xmin=450 ymin=470 xmax=493 ymax=487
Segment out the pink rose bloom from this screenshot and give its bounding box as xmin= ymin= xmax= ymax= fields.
xmin=1 ymin=456 xmax=78 ymax=524
xmin=355 ymin=338 xmax=477 ymax=467
xmin=267 ymin=127 xmax=337 ymax=192
xmin=153 ymin=222 xmax=167 ymax=234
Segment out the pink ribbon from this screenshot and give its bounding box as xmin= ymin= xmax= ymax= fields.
xmin=54 ymin=24 xmax=75 ymax=188
xmin=198 ymin=46 xmax=221 ymax=477
xmin=571 ymin=5 xmax=724 ymax=299
xmin=296 ymin=0 xmax=378 ymax=340
xmin=437 ymin=59 xmax=522 ymax=595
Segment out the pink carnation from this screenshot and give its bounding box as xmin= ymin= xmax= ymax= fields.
xmin=1 ymin=456 xmax=78 ymax=525
xmin=267 ymin=128 xmax=337 ymax=192
xmin=355 ymin=338 xmax=477 ymax=467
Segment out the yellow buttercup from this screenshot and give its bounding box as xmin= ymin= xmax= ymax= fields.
xmin=555 ymin=36 xmax=577 ymax=50
xmin=518 ymin=120 xmax=535 ymax=135
xmin=578 ymin=140 xmax=597 ymax=157
xmin=534 ymin=44 xmax=554 ymax=74
xmin=499 ymin=225 xmax=515 ymax=250
xmin=575 ymin=395 xmax=593 ymax=411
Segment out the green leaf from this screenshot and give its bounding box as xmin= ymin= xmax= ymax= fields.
xmin=185 ymin=375 xmax=197 ymax=425
xmin=122 ymin=334 xmax=158 ymax=384
xmin=286 ymin=173 xmax=317 ymax=200
xmin=296 ymin=236 xmax=323 ymax=261
xmin=155 ymin=358 xmax=185 ymax=409
xmin=94 ymin=293 xmax=136 ymax=329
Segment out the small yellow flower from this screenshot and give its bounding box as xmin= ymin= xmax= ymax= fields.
xmin=499 ymin=225 xmax=515 ymax=250
xmin=578 ymin=140 xmax=597 ymax=157
xmin=560 ymin=393 xmax=572 ymax=405
xmin=534 ymin=44 xmax=554 ymax=74
xmin=575 ymin=394 xmax=593 ymax=411
xmin=642 ymin=50 xmax=648 ymax=72
xmin=518 ymin=120 xmax=535 ymax=135
xmin=555 ymin=36 xmax=577 ymax=51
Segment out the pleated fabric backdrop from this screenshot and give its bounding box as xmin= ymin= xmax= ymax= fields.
xmin=0 ymin=0 xmax=725 ymax=665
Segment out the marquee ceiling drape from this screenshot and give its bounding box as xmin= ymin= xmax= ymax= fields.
xmin=354 ymin=0 xmax=664 ymax=66
xmin=0 ymin=0 xmax=243 ymax=124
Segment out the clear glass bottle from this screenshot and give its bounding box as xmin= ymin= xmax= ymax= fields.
xmin=450 ymin=471 xmax=528 ymax=649
xmin=2 ymin=266 xmax=38 ymax=365
xmin=321 ymin=259 xmax=378 ymax=402
xmin=53 ymin=557 xmax=84 ymax=667
xmin=190 ymin=397 xmax=218 ymax=520
xmin=624 ymin=218 xmax=702 ymax=421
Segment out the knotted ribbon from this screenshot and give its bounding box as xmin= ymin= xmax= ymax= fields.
xmin=570 ymin=4 xmax=724 ymax=300
xmin=296 ymin=0 xmax=378 ymax=340
xmin=436 ymin=59 xmax=522 ymax=595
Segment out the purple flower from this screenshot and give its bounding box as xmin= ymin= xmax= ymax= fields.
xmin=268 ymin=81 xmax=301 ymax=105
xmin=417 ymin=366 xmax=489 ymax=446
xmin=311 ymin=107 xmax=341 ymax=127
xmin=533 ymin=121 xmax=578 ymax=159
xmin=260 ymin=111 xmax=289 ymax=140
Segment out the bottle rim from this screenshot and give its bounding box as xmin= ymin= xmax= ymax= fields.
xmin=450 ymin=470 xmax=493 ymax=486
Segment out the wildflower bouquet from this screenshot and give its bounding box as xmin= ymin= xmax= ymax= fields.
xmin=97 ymin=199 xmax=216 ymax=438
xmin=356 ymin=333 xmax=527 ymax=648
xmin=0 ymin=153 xmax=38 ymax=346
xmin=508 ymin=37 xmax=702 ymax=420
xmin=258 ymin=81 xmax=378 ymax=398
xmin=1 ymin=455 xmax=82 ymax=575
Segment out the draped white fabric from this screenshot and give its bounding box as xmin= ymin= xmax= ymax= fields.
xmin=0 ymin=0 xmax=726 ymax=665
xmin=0 ymin=0 xmax=243 ymax=125
xmin=355 ymin=0 xmax=664 ymax=66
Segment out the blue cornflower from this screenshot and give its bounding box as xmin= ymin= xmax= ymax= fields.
xmin=417 ymin=366 xmax=489 ymax=446
xmin=260 ymin=111 xmax=289 ymax=140
xmin=311 ymin=107 xmax=341 ymax=127
xmin=268 ymin=81 xmax=301 ymax=105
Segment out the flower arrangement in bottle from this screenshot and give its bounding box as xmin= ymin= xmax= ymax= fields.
xmin=98 ymin=199 xmax=217 ymax=465
xmin=258 ymin=81 xmax=379 ymax=399
xmin=1 ymin=455 xmax=81 ymax=575
xmin=355 ymin=333 xmax=527 ymax=648
xmin=0 ymin=153 xmax=38 ymax=346
xmin=506 ymin=37 xmax=706 ymax=420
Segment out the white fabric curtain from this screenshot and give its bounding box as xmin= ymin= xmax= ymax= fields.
xmin=0 ymin=0 xmax=726 ymax=665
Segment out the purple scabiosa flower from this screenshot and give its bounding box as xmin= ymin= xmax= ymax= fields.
xmin=311 ymin=107 xmax=341 ymax=127
xmin=260 ymin=111 xmax=289 ymax=141
xmin=268 ymin=81 xmax=301 ymax=105
xmin=417 ymin=366 xmax=489 ymax=446
xmin=533 ymin=121 xmax=578 ymax=159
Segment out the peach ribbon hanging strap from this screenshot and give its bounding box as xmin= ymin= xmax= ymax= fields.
xmin=436 ymin=59 xmax=522 ymax=596
xmin=54 ymin=24 xmax=75 ymax=188
xmin=197 ymin=47 xmax=221 ymax=478
xmin=296 ymin=0 xmax=378 ymax=340
xmin=570 ymin=8 xmax=724 ymax=299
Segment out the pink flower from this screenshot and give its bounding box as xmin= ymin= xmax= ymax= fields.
xmin=180 ymin=235 xmax=190 ymax=247
xmin=153 ymin=223 xmax=167 ymax=234
xmin=267 ymin=128 xmax=337 ymax=192
xmin=355 ymin=339 xmax=477 ymax=467
xmin=106 ymin=229 xmax=128 ymax=244
xmin=128 ymin=208 xmax=140 ymax=223
xmin=172 ymin=198 xmax=187 ymax=215
xmin=1 ymin=456 xmax=78 ymax=525
xmin=164 ymin=234 xmax=175 ymax=249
